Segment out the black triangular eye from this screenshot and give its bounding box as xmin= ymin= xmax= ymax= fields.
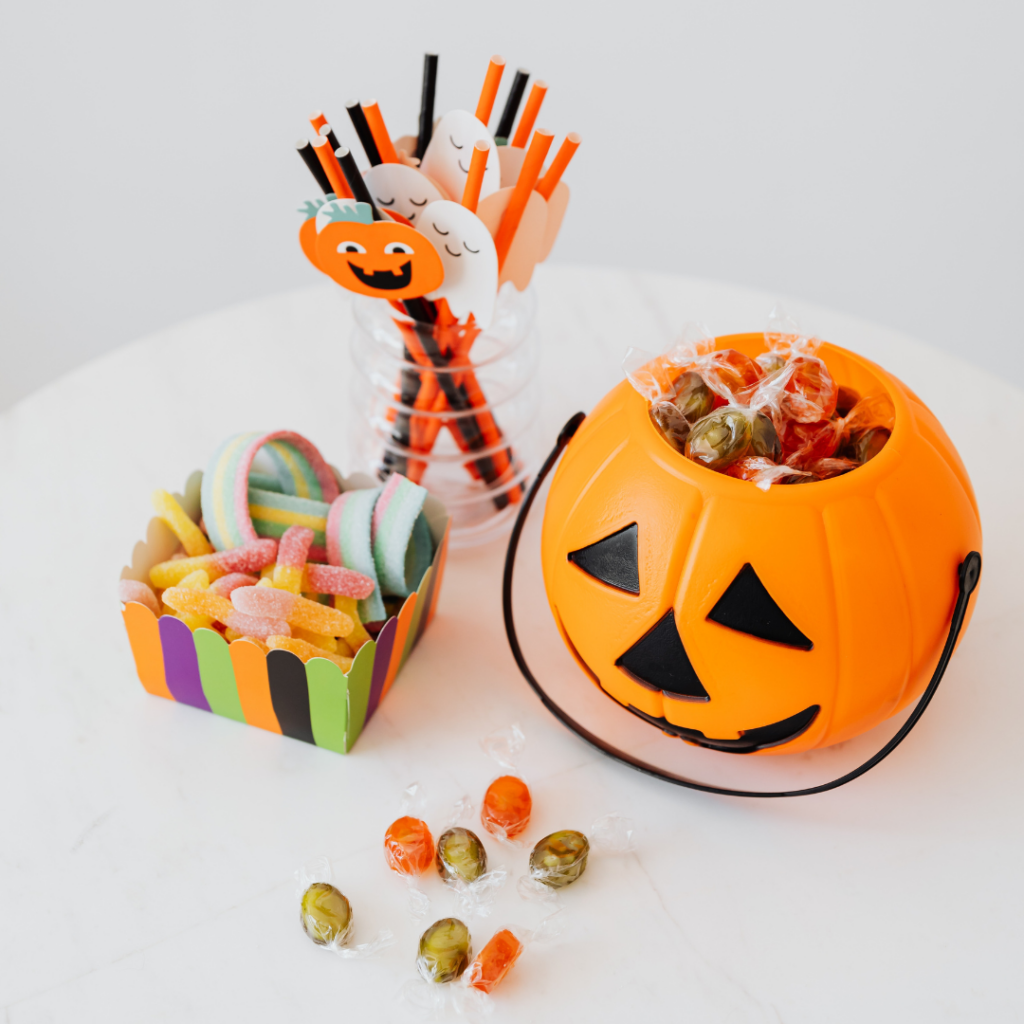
xmin=568 ymin=523 xmax=639 ymax=594
xmin=707 ymin=564 xmax=813 ymax=650
xmin=616 ymin=610 xmax=710 ymax=701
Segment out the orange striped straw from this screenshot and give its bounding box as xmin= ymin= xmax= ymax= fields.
xmin=474 ymin=55 xmax=506 ymax=126
xmin=362 ymin=100 xmax=399 ymax=163
xmin=510 ymin=81 xmax=547 ymax=148
xmin=311 ymin=134 xmax=353 ymax=198
xmin=494 ymin=129 xmax=554 ymax=268
xmin=461 ymin=141 xmax=490 ymax=214
xmin=536 ymin=132 xmax=581 ymax=200
xmin=310 ymin=110 xmax=327 ymax=133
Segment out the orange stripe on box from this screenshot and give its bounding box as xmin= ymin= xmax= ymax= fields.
xmin=426 ymin=522 xmax=451 ymax=629
xmin=123 ymin=602 xmax=172 ymax=699
xmin=229 ymin=639 xmax=281 ymax=733
xmin=382 ymin=593 xmax=417 ymax=700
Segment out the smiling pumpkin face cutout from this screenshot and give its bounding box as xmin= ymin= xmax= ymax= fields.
xmin=420 ymin=110 xmax=501 ymax=205
xmin=312 ymin=199 xmax=444 ymax=300
xmin=541 ymin=333 xmax=982 ymax=756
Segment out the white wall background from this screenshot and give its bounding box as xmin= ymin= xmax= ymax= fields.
xmin=0 ymin=0 xmax=1020 ymax=410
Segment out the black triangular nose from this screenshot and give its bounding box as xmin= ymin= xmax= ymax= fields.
xmin=568 ymin=523 xmax=640 ymax=594
xmin=615 ymin=610 xmax=710 ymax=701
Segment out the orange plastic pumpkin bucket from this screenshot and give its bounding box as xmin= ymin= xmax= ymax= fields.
xmin=504 ymin=333 xmax=983 ymax=795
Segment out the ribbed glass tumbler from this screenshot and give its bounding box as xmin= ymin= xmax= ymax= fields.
xmin=350 ymin=285 xmax=541 ymax=548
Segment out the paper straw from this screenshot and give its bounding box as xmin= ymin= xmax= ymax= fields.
xmin=309 ymin=110 xmax=327 ymax=133
xmin=362 ymin=101 xmax=399 ymax=163
xmin=311 ymin=135 xmax=353 ymax=198
xmin=460 ymin=141 xmax=490 ymax=214
xmin=495 ymin=68 xmax=529 ymax=143
xmin=416 ymin=53 xmax=438 ymax=160
xmin=319 ymin=124 xmax=341 ymax=155
xmin=474 ymin=55 xmax=506 ymax=127
xmin=335 ymin=147 xmax=382 ymax=219
xmin=296 ymin=139 xmax=331 ymax=193
xmin=494 ymin=129 xmax=554 ymax=268
xmin=346 ymin=101 xmax=382 ymax=166
xmin=511 ymin=81 xmax=547 ymax=148
xmin=536 ymin=132 xmax=581 ymax=200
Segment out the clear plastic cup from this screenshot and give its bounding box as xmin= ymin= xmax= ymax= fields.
xmin=350 ymin=285 xmax=541 ymax=548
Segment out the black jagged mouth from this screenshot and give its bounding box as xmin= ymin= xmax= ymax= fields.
xmin=627 ymin=704 xmax=820 ymax=753
xmin=349 ymin=260 xmax=412 ymax=290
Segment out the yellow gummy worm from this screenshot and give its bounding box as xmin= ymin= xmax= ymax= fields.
xmin=152 ymin=490 xmax=213 ymax=557
xmin=266 ymin=635 xmax=352 ymax=671
xmin=178 ymin=569 xmax=210 ymax=590
xmin=287 ymin=594 xmax=353 ymax=637
xmin=272 ymin=563 xmax=304 ymax=594
xmin=161 ymin=587 xmax=235 ymax=623
xmin=293 ymin=627 xmax=338 ymax=654
xmin=150 ymin=555 xmax=223 ymax=589
xmin=335 ymin=595 xmax=371 ymax=650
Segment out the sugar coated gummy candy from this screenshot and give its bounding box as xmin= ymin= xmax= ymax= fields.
xmin=304 ymin=564 xmax=375 ymax=599
xmin=149 ymin=540 xmax=277 ymax=589
xmin=384 ymin=816 xmax=435 ymax=876
xmin=273 ymin=526 xmax=314 ymax=594
xmin=300 ymin=882 xmax=352 ymax=947
xmin=529 ymin=830 xmax=590 ymax=889
xmin=266 ymin=635 xmax=353 ymax=671
xmin=417 ymin=918 xmax=471 ymax=983
xmin=335 ymin=595 xmax=372 ymax=650
xmin=151 ymin=489 xmax=213 ymax=558
xmin=231 ymin=586 xmax=353 ymax=637
xmin=208 ymin=573 xmax=258 ymax=598
xmin=435 ymin=827 xmax=488 ymax=884
xmin=161 ymin=586 xmax=234 ymax=623
xmin=225 ymin=610 xmax=291 ymax=640
xmin=467 ymin=929 xmax=523 ymax=994
xmin=117 ymin=579 xmax=160 ymax=616
xmin=481 ymin=776 xmax=532 ymax=841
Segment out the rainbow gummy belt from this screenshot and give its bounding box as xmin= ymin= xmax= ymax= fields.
xmin=201 ymin=431 xmax=340 ymax=552
xmin=371 ymin=472 xmax=431 ymax=598
xmin=327 ymin=488 xmax=385 ymax=621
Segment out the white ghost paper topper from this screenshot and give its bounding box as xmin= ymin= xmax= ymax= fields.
xmin=420 ymin=110 xmax=500 ymax=206
xmin=423 ymin=200 xmax=498 ymax=328
xmin=363 ymin=164 xmax=445 ymax=226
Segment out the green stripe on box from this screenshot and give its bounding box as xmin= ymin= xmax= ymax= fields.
xmin=345 ymin=640 xmax=376 ymax=752
xmin=307 ymin=658 xmax=348 ymax=754
xmin=194 ymin=628 xmax=246 ymax=722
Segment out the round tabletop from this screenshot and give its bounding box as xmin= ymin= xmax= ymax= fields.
xmin=1 ymin=265 xmax=1020 ymax=1022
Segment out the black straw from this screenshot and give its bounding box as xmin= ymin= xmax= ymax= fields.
xmin=335 ymin=147 xmax=382 ymax=220
xmin=416 ymin=53 xmax=438 ymax=160
xmin=346 ymin=101 xmax=382 ymax=166
xmin=320 ymin=124 xmax=342 ymax=156
xmin=495 ymin=68 xmax=529 ymax=144
xmin=296 ymin=139 xmax=331 ymax=194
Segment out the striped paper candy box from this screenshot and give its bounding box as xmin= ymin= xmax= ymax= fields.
xmin=119 ymin=470 xmax=450 ymax=753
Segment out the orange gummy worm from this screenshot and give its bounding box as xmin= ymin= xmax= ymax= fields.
xmin=510 ymin=81 xmax=547 ymax=148
xmin=362 ymin=100 xmax=399 ymax=164
xmin=461 ymin=141 xmax=490 ymax=213
xmin=536 ymin=132 xmax=581 ymax=200
xmin=494 ymin=129 xmax=554 ymax=268
xmin=475 ymin=55 xmax=506 ymax=126
xmin=309 ymin=110 xmax=327 ymax=133
xmin=311 ymin=135 xmax=353 ymax=198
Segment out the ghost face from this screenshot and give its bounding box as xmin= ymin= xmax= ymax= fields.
xmin=423 ymin=200 xmax=498 ymax=328
xmin=363 ymin=163 xmax=446 ymax=225
xmin=420 ymin=110 xmax=501 ymax=205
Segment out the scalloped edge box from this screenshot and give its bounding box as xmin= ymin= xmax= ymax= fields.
xmin=119 ymin=469 xmax=450 ymax=752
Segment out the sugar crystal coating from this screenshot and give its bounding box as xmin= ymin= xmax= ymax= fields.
xmin=225 ymin=610 xmax=291 ymax=639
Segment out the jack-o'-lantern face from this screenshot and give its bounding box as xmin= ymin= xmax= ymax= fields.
xmin=313 ymin=198 xmax=444 ymax=299
xmin=541 ymin=334 xmax=982 ymax=756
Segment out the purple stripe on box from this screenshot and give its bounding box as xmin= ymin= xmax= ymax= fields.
xmin=364 ymin=616 xmax=397 ymax=723
xmin=158 ymin=616 xmax=211 ymax=711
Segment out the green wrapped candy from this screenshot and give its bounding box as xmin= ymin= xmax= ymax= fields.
xmin=417 ymin=918 xmax=472 ymax=983
xmin=757 ymin=351 xmax=787 ymax=375
xmin=847 ymin=427 xmax=890 ymax=464
xmin=651 ymin=401 xmax=691 ymax=452
xmin=671 ymin=370 xmax=715 ymax=422
xmin=750 ymin=410 xmax=781 ymax=461
xmin=300 ymin=882 xmax=352 ymax=947
xmin=435 ymin=827 xmax=488 ymax=884
xmin=529 ymin=830 xmax=590 ymax=889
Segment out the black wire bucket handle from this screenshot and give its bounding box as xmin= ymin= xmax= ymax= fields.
xmin=502 ymin=412 xmax=983 ymax=798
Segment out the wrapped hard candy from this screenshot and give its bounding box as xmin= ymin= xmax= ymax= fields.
xmin=435 ymin=827 xmax=488 ymax=884
xmin=300 ymin=882 xmax=352 ymax=948
xmin=529 ymin=830 xmax=590 ymax=889
xmin=417 ymin=918 xmax=472 ymax=983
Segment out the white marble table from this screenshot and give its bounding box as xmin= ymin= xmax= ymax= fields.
xmin=1 ymin=266 xmax=1021 ymax=1022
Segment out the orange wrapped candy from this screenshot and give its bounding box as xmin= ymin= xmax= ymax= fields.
xmin=384 ymin=816 xmax=434 ymax=876
xmin=702 ymin=348 xmax=763 ymax=402
xmin=481 ymin=775 xmax=532 ymax=841
xmin=466 ymin=929 xmax=523 ymax=994
xmin=780 ymin=418 xmax=841 ymax=467
xmin=782 ymin=354 xmax=837 ymax=422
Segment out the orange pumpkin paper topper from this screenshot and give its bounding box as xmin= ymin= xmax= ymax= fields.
xmin=540 ymin=333 xmax=982 ymax=757
xmin=308 ymin=198 xmax=444 ymax=300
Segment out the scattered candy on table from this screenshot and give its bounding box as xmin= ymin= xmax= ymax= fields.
xmin=384 ymin=816 xmax=435 ymax=877
xmin=417 ymin=918 xmax=472 ymax=983
xmin=466 ymin=928 xmax=523 ymax=994
xmin=300 ymin=882 xmax=353 ymax=948
xmin=481 ymin=775 xmax=532 ymax=841
xmin=529 ymin=830 xmax=590 ymax=889
xmin=435 ymin=827 xmax=488 ymax=885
